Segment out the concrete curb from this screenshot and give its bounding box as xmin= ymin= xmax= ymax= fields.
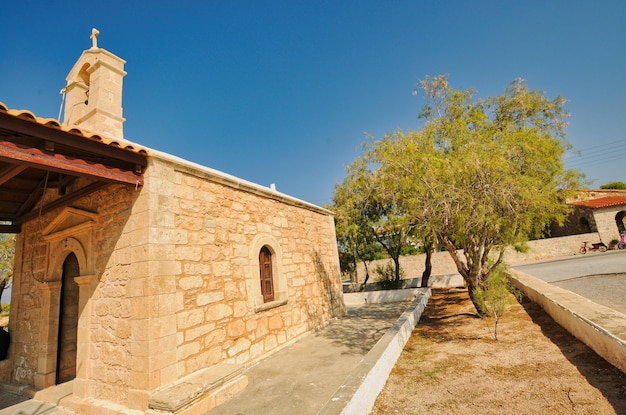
xmin=318 ymin=288 xmax=431 ymax=415
xmin=510 ymin=270 xmax=626 ymax=374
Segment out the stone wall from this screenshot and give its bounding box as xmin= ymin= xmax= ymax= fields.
xmin=549 ymin=205 xmax=596 ymax=237
xmin=355 ymin=233 xmax=598 ymax=284
xmin=4 ymin=178 xmax=140 ymax=400
xmin=164 ymin=157 xmax=344 ymax=378
xmin=592 ymin=207 xmax=624 ymax=244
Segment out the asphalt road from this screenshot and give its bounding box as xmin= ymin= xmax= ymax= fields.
xmin=513 ymin=250 xmax=626 ymax=315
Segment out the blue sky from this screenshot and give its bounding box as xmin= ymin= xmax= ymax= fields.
xmin=1 ymin=1 xmax=625 ymax=207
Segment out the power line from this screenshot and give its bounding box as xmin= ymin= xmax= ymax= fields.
xmin=565 ymin=139 xmax=625 ymax=160
xmin=564 ymin=138 xmax=626 ymax=170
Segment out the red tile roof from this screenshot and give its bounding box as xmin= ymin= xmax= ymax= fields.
xmin=0 ymin=101 xmax=147 ymax=155
xmin=571 ymin=196 xmax=626 ymax=209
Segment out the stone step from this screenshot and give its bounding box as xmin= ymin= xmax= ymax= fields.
xmin=148 ymin=363 xmax=247 ymax=414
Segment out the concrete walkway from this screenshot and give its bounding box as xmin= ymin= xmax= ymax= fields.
xmin=0 ymin=290 xmax=430 ymax=415
xmin=0 ymin=384 xmax=57 ymax=415
xmin=0 ymin=398 xmax=56 ymax=415
xmin=210 ymin=293 xmax=429 ymax=415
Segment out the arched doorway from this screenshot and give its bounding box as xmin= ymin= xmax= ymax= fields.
xmin=615 ymin=211 xmax=626 ymax=234
xmin=579 ymin=217 xmax=592 ymax=234
xmin=56 ymin=253 xmax=80 ymax=384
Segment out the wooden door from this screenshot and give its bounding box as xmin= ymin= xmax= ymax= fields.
xmin=56 ymin=253 xmax=79 ymax=384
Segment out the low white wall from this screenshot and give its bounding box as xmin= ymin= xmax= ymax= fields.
xmin=319 ymin=289 xmax=431 ymax=415
xmin=510 ymin=270 xmax=626 ymax=374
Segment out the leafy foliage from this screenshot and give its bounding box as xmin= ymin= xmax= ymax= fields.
xmin=373 ymin=262 xmax=405 ymax=282
xmin=600 ymin=181 xmax=626 ymax=190
xmin=362 ymin=76 xmax=581 ymax=314
xmin=0 ymin=234 xmax=16 ymax=312
xmin=329 ymin=156 xmax=416 ymax=282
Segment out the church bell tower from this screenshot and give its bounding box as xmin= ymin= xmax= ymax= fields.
xmin=63 ymin=29 xmax=126 ymax=139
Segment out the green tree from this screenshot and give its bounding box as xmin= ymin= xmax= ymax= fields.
xmin=600 ymin=181 xmax=626 ymax=190
xmin=330 ymin=157 xmax=414 ymax=284
xmin=331 ymin=183 xmax=381 ymax=285
xmin=369 ymin=76 xmax=581 ymax=314
xmin=0 ymin=234 xmax=16 ymax=310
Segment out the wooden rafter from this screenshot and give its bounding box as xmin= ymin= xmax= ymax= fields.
xmin=0 ymin=164 xmax=27 ymax=185
xmin=0 ymin=107 xmax=148 ymax=233
xmin=15 ymin=181 xmax=110 ymax=226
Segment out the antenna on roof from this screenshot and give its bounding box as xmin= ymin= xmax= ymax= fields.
xmin=58 ymin=87 xmax=66 ymax=122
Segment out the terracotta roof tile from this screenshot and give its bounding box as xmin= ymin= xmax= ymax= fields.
xmin=0 ymin=101 xmax=147 ymax=155
xmin=571 ymin=195 xmax=626 ymax=209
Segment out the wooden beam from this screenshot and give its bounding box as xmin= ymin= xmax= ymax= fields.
xmin=0 ymin=224 xmax=21 ymax=234
xmin=14 ymin=175 xmax=48 ymax=219
xmin=0 ymin=164 xmax=27 ymax=186
xmin=0 ymin=140 xmax=144 ymax=186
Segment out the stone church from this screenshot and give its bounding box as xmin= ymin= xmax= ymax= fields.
xmin=0 ymin=30 xmax=344 ymax=414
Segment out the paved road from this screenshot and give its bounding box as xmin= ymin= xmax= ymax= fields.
xmin=513 ymin=250 xmax=626 ymax=315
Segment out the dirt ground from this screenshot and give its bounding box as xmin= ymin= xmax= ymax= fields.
xmin=372 ymin=288 xmax=626 ymax=415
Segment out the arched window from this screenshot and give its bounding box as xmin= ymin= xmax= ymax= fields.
xmin=247 ymin=235 xmax=287 ymax=312
xmin=259 ymin=246 xmax=274 ymax=303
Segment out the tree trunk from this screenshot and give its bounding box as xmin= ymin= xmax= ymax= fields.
xmin=0 ymin=278 xmax=6 ymax=311
xmin=393 ymin=256 xmax=401 ymax=281
xmin=439 ymin=234 xmax=486 ymax=316
xmin=360 ymin=260 xmax=371 ymax=291
xmin=421 ymin=241 xmax=433 ymax=288
xmin=464 ymin=266 xmax=491 ymax=317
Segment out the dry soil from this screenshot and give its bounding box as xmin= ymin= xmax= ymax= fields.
xmin=372 ymin=288 xmax=626 ymax=415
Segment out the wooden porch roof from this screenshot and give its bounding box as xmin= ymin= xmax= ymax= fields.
xmin=0 ymin=102 xmax=148 ymax=233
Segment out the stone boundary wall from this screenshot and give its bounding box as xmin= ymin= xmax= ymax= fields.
xmin=355 ymin=233 xmax=600 ymax=283
xmin=343 ymin=288 xmax=425 ymax=305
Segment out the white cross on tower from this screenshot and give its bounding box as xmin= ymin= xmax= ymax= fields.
xmin=90 ymin=28 xmax=100 ymax=49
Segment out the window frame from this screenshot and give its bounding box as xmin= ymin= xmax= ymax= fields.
xmin=259 ymin=245 xmax=275 ymax=303
xmin=246 ymin=235 xmax=287 ymax=312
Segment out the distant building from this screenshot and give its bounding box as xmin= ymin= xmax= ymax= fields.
xmin=0 ymin=30 xmax=344 ymax=414
xmin=549 ymin=189 xmax=626 ymax=244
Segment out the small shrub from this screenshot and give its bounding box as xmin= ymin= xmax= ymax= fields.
xmin=373 ymin=262 xmax=404 ymax=282
xmin=473 ymin=266 xmax=521 ymax=340
xmin=372 ymin=262 xmax=405 ymax=289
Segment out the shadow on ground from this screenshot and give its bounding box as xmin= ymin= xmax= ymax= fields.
xmin=319 ymin=302 xmax=412 ymax=355
xmin=519 ymin=297 xmax=626 ymax=410
xmin=414 ymin=288 xmax=485 ymax=343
